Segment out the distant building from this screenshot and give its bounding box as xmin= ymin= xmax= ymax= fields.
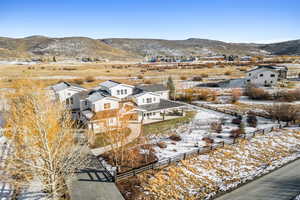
xmin=245 ymin=65 xmax=288 ymax=86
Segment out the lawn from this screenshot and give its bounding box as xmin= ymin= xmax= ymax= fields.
xmin=142 ymin=111 xmax=196 ymax=136
xmin=91 ymin=128 xmax=131 ymax=148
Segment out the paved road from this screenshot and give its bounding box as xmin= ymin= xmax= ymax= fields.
xmin=69 ymin=154 xmax=124 ymax=200
xmin=216 ymin=158 xmax=300 ymax=200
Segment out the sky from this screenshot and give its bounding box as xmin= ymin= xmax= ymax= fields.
xmin=0 ymin=0 xmax=299 ymax=43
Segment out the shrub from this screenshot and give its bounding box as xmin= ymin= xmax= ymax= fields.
xmin=230 ymin=129 xmax=242 ymax=138
xmin=231 ymin=89 xmax=242 ymax=103
xmin=247 ymin=114 xmax=257 ymax=127
xmin=224 ymin=71 xmax=232 ymax=75
xmin=245 ymin=85 xmax=271 ymax=100
xmin=210 ymin=121 xmax=222 ymax=133
xmin=232 ymin=117 xmax=242 ymax=125
xmin=144 ymin=80 xmax=152 ymax=84
xmin=72 ymin=79 xmax=84 ymax=85
xmin=202 ymin=137 xmax=214 ymax=144
xmin=192 ymin=76 xmax=203 ymax=81
xmin=180 ymin=76 xmax=187 ymax=80
xmin=239 ymin=122 xmax=245 ymax=135
xmin=85 ymin=76 xmax=95 ymax=82
xmin=137 ymin=75 xmax=143 ymax=79
xmin=200 ymin=73 xmax=209 ymax=78
xmin=169 ymin=134 xmax=182 ymax=141
xmin=157 ymin=142 xmax=167 ymax=148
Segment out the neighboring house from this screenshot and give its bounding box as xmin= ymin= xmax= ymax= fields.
xmin=245 ymin=65 xmax=288 ymax=86
xmin=48 ymin=82 xmax=87 ymax=103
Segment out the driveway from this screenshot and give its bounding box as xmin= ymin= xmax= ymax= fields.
xmin=216 ymin=158 xmax=300 ymax=200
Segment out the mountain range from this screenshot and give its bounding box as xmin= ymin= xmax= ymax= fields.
xmin=0 ymin=36 xmax=299 ymax=61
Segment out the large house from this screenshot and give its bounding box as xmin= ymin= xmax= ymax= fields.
xmin=49 ymin=81 xmax=185 ymax=133
xmin=245 ymin=65 xmax=288 ymax=87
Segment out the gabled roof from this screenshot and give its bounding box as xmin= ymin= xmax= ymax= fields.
xmin=51 ymin=82 xmax=85 ymax=92
xmin=138 ymin=99 xmax=184 ymax=112
xmin=132 ymin=91 xmax=160 ymax=98
xmin=99 ymin=80 xmax=121 ymax=89
xmin=99 ymin=80 xmax=134 ymax=89
xmin=87 ymin=90 xmax=119 ymax=103
xmin=136 ymin=84 xmax=168 ymax=92
xmin=247 ymin=65 xmax=288 ymax=73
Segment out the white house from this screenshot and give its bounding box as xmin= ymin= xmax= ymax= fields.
xmin=50 ymin=80 xmax=185 ymax=133
xmin=48 ymin=82 xmax=87 ymax=103
xmin=134 ymin=84 xmax=170 ymax=99
xmin=245 ymin=65 xmax=288 ymax=87
xmin=99 ymin=80 xmax=134 ymax=99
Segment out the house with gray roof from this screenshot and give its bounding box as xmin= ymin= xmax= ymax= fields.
xmin=50 ymin=80 xmax=185 ymax=131
xmin=245 ymin=65 xmax=288 ymax=86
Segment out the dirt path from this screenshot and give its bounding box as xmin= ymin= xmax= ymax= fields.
xmin=91 ymin=122 xmax=141 ymax=156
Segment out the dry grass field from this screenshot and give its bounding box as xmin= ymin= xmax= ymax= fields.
xmin=0 ymin=58 xmax=299 ymax=88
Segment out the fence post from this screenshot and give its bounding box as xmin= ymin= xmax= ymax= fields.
xmin=114 ymin=170 xmax=117 ymax=182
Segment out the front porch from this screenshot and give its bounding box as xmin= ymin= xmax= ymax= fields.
xmin=138 ymin=107 xmax=185 ymax=124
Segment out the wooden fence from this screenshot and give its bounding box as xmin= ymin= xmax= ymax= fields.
xmin=103 ymin=124 xmax=281 ymax=182
xmin=98 ymin=102 xmax=282 ymax=182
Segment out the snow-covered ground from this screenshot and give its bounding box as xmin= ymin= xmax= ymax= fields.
xmin=239 ymin=96 xmax=300 ymax=105
xmin=0 ymin=134 xmax=12 ymax=199
xmin=140 ymin=128 xmax=300 ymax=199
xmin=150 ymin=107 xmax=278 ymax=160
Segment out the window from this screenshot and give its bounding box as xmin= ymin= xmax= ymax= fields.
xmin=142 ymin=98 xmax=145 ymax=103
xmin=121 ymin=90 xmax=123 ymax=95
xmin=146 ymin=98 xmax=152 ymax=103
xmin=260 ymin=74 xmax=264 ymax=77
xmin=70 ymin=98 xmax=74 ymax=104
xmin=117 ymin=90 xmax=120 ymax=95
xmin=66 ymin=98 xmax=70 ymax=105
xmin=247 ymin=80 xmax=250 ymax=82
xmin=153 ymin=97 xmax=156 ymax=102
xmin=270 ymin=81 xmax=273 ymax=83
xmin=124 ymin=89 xmax=127 ymax=95
xmin=104 ymin=103 xmax=111 ymax=109
xmin=248 ymin=73 xmax=251 ymax=76
xmin=85 ymin=101 xmax=88 ymax=106
xmin=270 ymin=74 xmax=275 ymax=77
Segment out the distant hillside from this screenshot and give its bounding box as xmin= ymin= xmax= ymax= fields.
xmin=0 ymin=36 xmax=299 ymax=61
xmin=0 ymin=36 xmax=136 ymax=61
xmin=260 ymin=39 xmax=300 ymax=55
xmin=101 ymin=38 xmax=267 ymax=57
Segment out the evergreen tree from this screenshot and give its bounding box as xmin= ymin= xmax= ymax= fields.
xmin=167 ymin=76 xmax=175 ymax=100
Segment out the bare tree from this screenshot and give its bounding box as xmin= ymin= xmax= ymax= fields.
xmin=4 ymin=81 xmax=88 ymax=199
xmin=266 ymin=103 xmax=300 ymax=125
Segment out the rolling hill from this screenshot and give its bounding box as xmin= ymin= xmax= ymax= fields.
xmin=0 ymin=36 xmax=299 ymax=61
xmin=0 ymin=36 xmax=137 ymax=61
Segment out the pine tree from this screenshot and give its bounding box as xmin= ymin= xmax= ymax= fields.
xmin=167 ymin=76 xmax=175 ymax=100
